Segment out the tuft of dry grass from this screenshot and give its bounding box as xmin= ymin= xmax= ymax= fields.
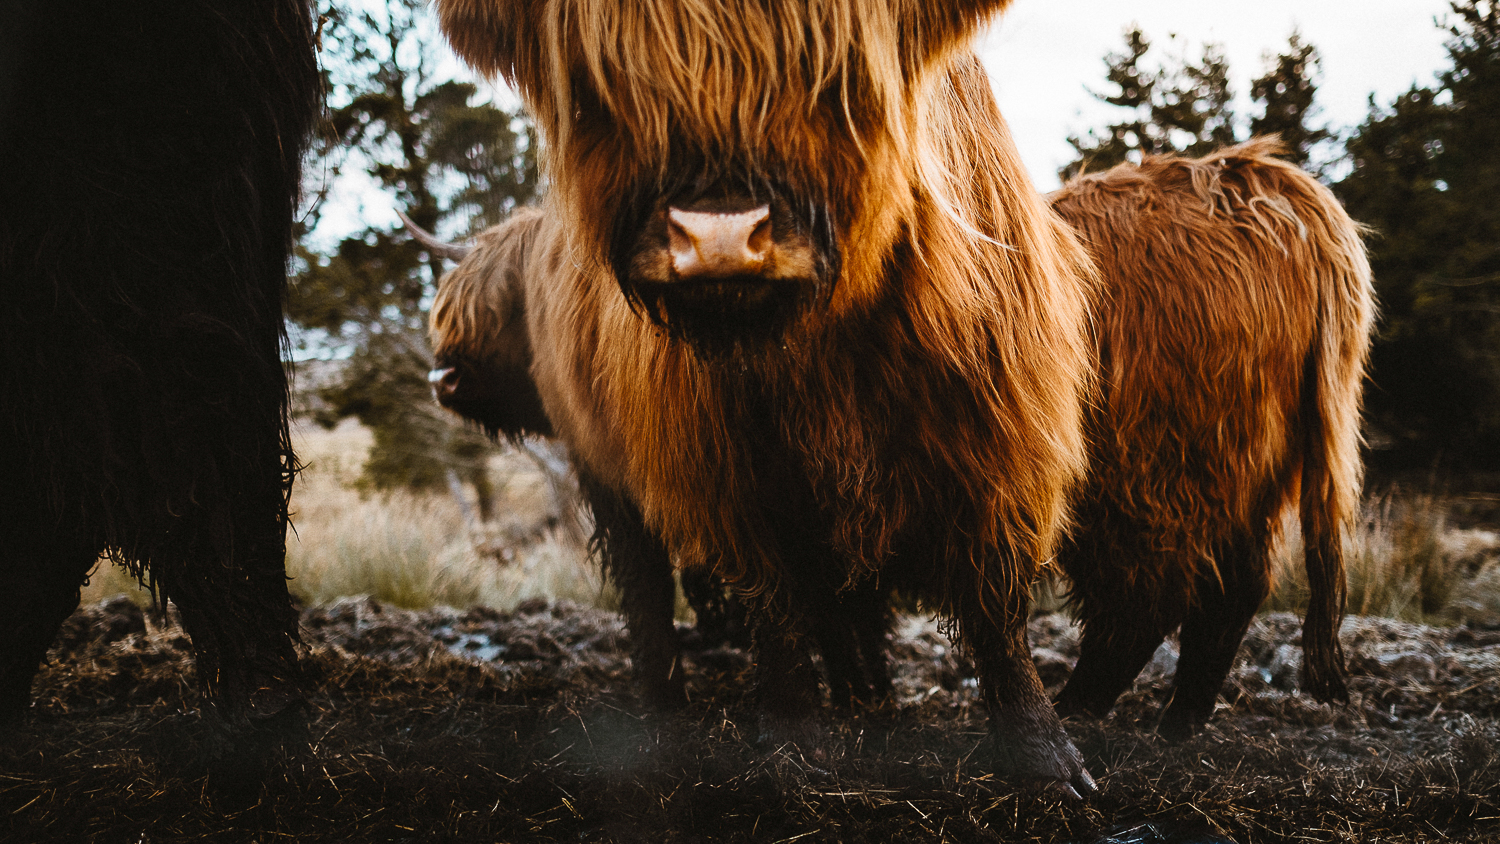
xmin=1268 ymin=490 xmax=1500 ymax=626
xmin=285 ymin=418 xmax=612 ymax=612
xmin=82 ymin=418 xmax=615 ymax=614
xmin=79 ymin=419 xmax=1500 ymax=628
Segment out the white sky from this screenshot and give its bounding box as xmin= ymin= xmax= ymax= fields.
xmin=981 ymin=0 xmax=1457 ymax=188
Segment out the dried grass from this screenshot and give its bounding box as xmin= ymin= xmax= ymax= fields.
xmin=285 ymin=419 xmax=611 ymax=612
xmin=79 ymin=419 xmax=613 ymax=614
xmin=80 ymin=418 xmax=1500 ymax=634
xmin=1268 ymin=490 xmax=1500 ymax=626
xmin=13 ymin=599 xmax=1500 ymax=843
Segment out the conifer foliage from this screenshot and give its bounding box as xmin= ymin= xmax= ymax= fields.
xmin=1336 ymin=0 xmax=1500 ymax=468
xmin=1064 ymin=28 xmax=1330 ymax=179
xmin=289 ymin=0 xmax=539 ymax=512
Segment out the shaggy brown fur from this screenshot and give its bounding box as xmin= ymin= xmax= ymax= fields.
xmin=1048 ymin=139 xmax=1375 ymax=737
xmin=438 ymin=0 xmax=1100 ymax=790
xmin=1 ymin=0 xmax=319 ymax=730
xmin=429 ymin=212 xmax=878 ymax=711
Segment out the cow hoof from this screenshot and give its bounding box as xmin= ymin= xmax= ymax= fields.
xmin=978 ymin=727 xmax=1096 ymax=795
xmin=1068 ymin=766 xmax=1099 ymax=798
xmin=1035 ymin=765 xmax=1098 ymax=802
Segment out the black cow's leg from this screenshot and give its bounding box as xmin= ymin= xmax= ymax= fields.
xmin=814 ymin=578 xmax=891 ymax=708
xmin=164 ymin=496 xmax=305 ymax=730
xmin=955 ymin=566 xmax=1094 ymax=794
xmin=1054 ymin=608 xmax=1171 ymax=720
xmin=150 ymin=405 xmax=303 ymax=730
xmin=751 ymin=605 xmax=825 ymax=752
xmin=581 ymin=478 xmax=686 ymax=710
xmin=809 ymin=577 xmax=871 ymax=710
xmin=849 ymin=580 xmax=894 ymax=703
xmin=0 ymin=496 xmax=100 ymax=722
xmin=1158 ymin=534 xmax=1272 ymax=739
xmin=615 ymin=536 xmax=685 ymax=711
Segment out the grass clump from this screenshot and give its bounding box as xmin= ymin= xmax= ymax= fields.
xmin=285 ymin=419 xmax=610 ymax=612
xmin=1268 ymin=490 xmax=1500 ymax=626
xmin=81 ymin=419 xmax=613 ymax=614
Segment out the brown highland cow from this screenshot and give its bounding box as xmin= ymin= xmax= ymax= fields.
xmin=425 ymin=208 xmax=701 ymax=711
xmin=1049 ymin=139 xmax=1375 ymax=737
xmin=435 ymin=0 xmax=1100 ymax=791
xmin=425 ymin=210 xmax=858 ymax=713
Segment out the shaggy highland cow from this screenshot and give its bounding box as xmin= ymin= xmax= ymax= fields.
xmin=436 ymin=0 xmax=1100 ymax=790
xmin=1048 ymin=139 xmax=1375 ymax=737
xmin=423 ymin=210 xmax=702 ymax=706
xmin=424 ymin=209 xmax=695 ymax=710
xmin=0 ymin=1 xmax=319 ymax=726
xmin=426 ymin=209 xmax=853 ymax=711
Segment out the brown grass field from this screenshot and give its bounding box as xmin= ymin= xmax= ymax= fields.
xmin=4 ymin=422 xmax=1499 ymax=843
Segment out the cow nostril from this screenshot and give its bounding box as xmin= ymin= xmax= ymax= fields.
xmin=667 ymin=205 xmax=772 ymax=278
xmin=748 ymin=215 xmax=772 ymax=258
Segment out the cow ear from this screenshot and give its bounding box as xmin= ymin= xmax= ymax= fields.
xmin=901 ymin=0 xmax=1013 ymax=65
xmin=433 ymin=0 xmax=534 ymax=81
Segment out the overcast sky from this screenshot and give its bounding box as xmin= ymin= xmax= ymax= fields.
xmin=980 ymin=0 xmax=1458 ymax=188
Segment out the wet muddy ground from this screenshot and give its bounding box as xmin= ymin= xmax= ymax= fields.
xmin=4 ymin=597 xmax=1498 ymax=843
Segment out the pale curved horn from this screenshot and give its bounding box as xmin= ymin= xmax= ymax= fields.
xmin=396 ymin=209 xmax=472 ymax=261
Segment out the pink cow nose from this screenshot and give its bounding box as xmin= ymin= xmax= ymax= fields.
xmin=667 ymin=206 xmax=772 ymax=278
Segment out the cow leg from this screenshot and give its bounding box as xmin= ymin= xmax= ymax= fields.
xmin=0 ymin=529 xmax=99 ymax=723
xmin=809 ymin=579 xmax=871 ymax=710
xmin=955 ymin=571 xmax=1094 ymax=794
xmin=1053 ymin=610 xmax=1171 ymax=720
xmin=858 ymin=587 xmax=888 ymax=707
xmin=1157 ymin=535 xmax=1272 ymax=740
xmin=814 ymin=578 xmax=892 ymax=709
xmin=680 ymin=566 xmax=748 ymax=649
xmin=581 ymin=478 xmax=686 ymax=710
xmin=751 ymin=606 xmax=826 ymax=752
xmin=164 ymin=528 xmax=305 ymax=731
xmin=849 ymin=580 xmax=894 ymax=703
xmin=612 ymin=537 xmax=685 ymax=711
xmin=150 ymin=429 xmax=304 ymax=730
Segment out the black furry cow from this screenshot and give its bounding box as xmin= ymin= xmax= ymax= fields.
xmin=0 ymin=1 xmax=320 ymax=727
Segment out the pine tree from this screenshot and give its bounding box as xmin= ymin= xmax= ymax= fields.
xmin=290 ymin=0 xmax=539 ymax=515
xmin=1063 ymin=29 xmax=1329 ymax=180
xmin=1337 ymin=0 xmax=1500 ymax=469
xmin=1249 ymin=32 xmax=1335 ymax=168
xmin=1063 ymin=28 xmax=1236 ymax=180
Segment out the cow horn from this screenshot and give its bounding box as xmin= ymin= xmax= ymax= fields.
xmin=396 ymin=209 xmax=472 ymax=261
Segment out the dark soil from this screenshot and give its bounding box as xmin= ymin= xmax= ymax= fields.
xmin=4 ymin=597 xmax=1498 ymax=843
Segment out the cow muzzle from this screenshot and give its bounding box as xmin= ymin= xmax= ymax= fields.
xmin=429 ymin=366 xmax=460 ymax=406
xmin=621 ymin=192 xmax=830 ymax=347
xmin=667 ymin=206 xmax=772 ymax=279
